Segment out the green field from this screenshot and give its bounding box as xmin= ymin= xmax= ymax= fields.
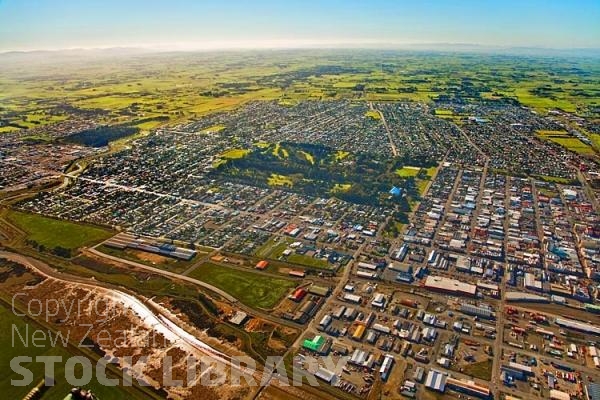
xmin=395 ymin=166 xmax=421 ymax=177
xmin=286 ymin=253 xmax=329 ymax=269
xmin=7 ymin=211 xmax=113 ymax=251
xmin=536 ymin=130 xmax=595 ymax=155
xmin=188 ymin=263 xmax=296 ymax=309
xmin=267 ymin=174 xmax=294 ymax=187
xmin=220 ymin=148 xmax=250 ymax=159
xmin=0 ymin=302 xmax=147 ymax=399
xmin=253 ymin=237 xmax=330 ymax=269
xmin=365 ymin=110 xmax=381 ymax=120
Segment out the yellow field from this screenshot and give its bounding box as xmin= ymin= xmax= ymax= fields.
xmin=220 ymin=148 xmax=250 ymax=159
xmin=268 ymin=174 xmax=293 ymax=187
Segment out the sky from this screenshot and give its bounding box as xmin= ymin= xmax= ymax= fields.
xmin=0 ymin=0 xmax=599 ymax=52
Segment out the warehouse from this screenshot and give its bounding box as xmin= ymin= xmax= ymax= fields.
xmin=343 ymin=293 xmax=362 ymax=304
xmin=315 ymin=367 xmax=337 ymax=385
xmin=289 ymin=288 xmax=307 ymax=302
xmin=303 ymin=335 xmax=326 ymax=353
xmin=356 ymin=270 xmax=378 ymax=279
xmin=332 ymin=305 xmax=346 ymax=319
xmin=308 ymin=285 xmax=331 ymax=297
xmin=379 ymin=354 xmax=394 ymax=381
xmin=505 ymin=291 xmax=549 ymax=302
xmin=255 ymin=260 xmax=269 ymax=270
xmin=555 ymin=317 xmax=600 ymax=336
xmin=549 ymin=389 xmax=570 ymax=400
xmin=446 ymin=377 xmax=491 ymax=399
xmin=425 ymin=369 xmax=447 ymax=392
xmin=372 ymin=323 xmax=391 ymax=334
xmin=413 ymin=366 xmax=425 ymax=383
xmin=371 ymin=293 xmax=386 ymax=308
xmin=358 ymin=261 xmax=378 ymax=270
xmin=352 ymin=324 xmax=366 ymax=341
xmin=460 ymin=303 xmax=495 ymax=320
xmin=424 ymin=276 xmax=477 ymax=297
xmin=350 ymin=349 xmax=369 ymax=365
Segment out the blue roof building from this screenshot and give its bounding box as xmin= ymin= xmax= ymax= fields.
xmin=390 ymin=186 xmax=402 ymax=196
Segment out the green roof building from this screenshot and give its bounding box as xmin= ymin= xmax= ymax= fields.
xmin=303 ymin=335 xmax=325 ymax=352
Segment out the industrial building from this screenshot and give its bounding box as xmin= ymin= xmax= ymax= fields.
xmin=424 ymin=276 xmax=477 ymax=297
xmin=460 ymin=303 xmax=496 ymax=319
xmin=104 ymin=234 xmax=197 ymax=260
xmin=425 ymin=369 xmax=447 ymax=392
xmin=446 ymin=377 xmax=491 ymax=399
xmin=379 ymin=354 xmax=394 ymax=381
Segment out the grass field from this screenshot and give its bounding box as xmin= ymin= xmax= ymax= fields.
xmin=200 ymin=125 xmax=226 ymax=133
xmin=188 ymin=263 xmax=296 ymax=309
xmin=268 ymin=174 xmax=294 ymax=187
xmin=0 ymin=302 xmax=146 ymax=399
xmin=461 ymin=359 xmax=493 ymax=381
xmin=331 ymin=183 xmax=352 ymax=193
xmin=220 ymin=148 xmax=250 ymax=159
xmin=286 ymin=253 xmax=329 ymax=269
xmin=365 ymin=110 xmax=381 ymax=120
xmin=253 ymin=237 xmax=330 ymax=269
xmin=7 ymin=211 xmax=113 ymax=250
xmin=536 ymin=130 xmax=595 ymax=155
xmin=395 ymin=166 xmax=421 ymax=178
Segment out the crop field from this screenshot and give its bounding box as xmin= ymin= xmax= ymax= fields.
xmin=7 ymin=211 xmax=113 ymax=251
xmin=187 ymin=263 xmax=296 ymax=309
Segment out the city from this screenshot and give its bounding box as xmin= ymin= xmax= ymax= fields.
xmin=0 ymin=1 xmax=599 ymax=400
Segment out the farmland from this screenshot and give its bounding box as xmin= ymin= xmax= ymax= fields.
xmin=1 ymin=50 xmax=599 ymax=141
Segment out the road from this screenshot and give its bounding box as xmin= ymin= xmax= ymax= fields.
xmin=369 ymin=102 xmax=398 ymax=157
xmin=85 ymin=247 xmax=304 ymax=330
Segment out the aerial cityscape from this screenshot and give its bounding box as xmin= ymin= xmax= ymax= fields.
xmin=1 ymin=1 xmax=599 ymax=400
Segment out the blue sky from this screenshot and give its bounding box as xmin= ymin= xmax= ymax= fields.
xmin=0 ymin=0 xmax=598 ymax=51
